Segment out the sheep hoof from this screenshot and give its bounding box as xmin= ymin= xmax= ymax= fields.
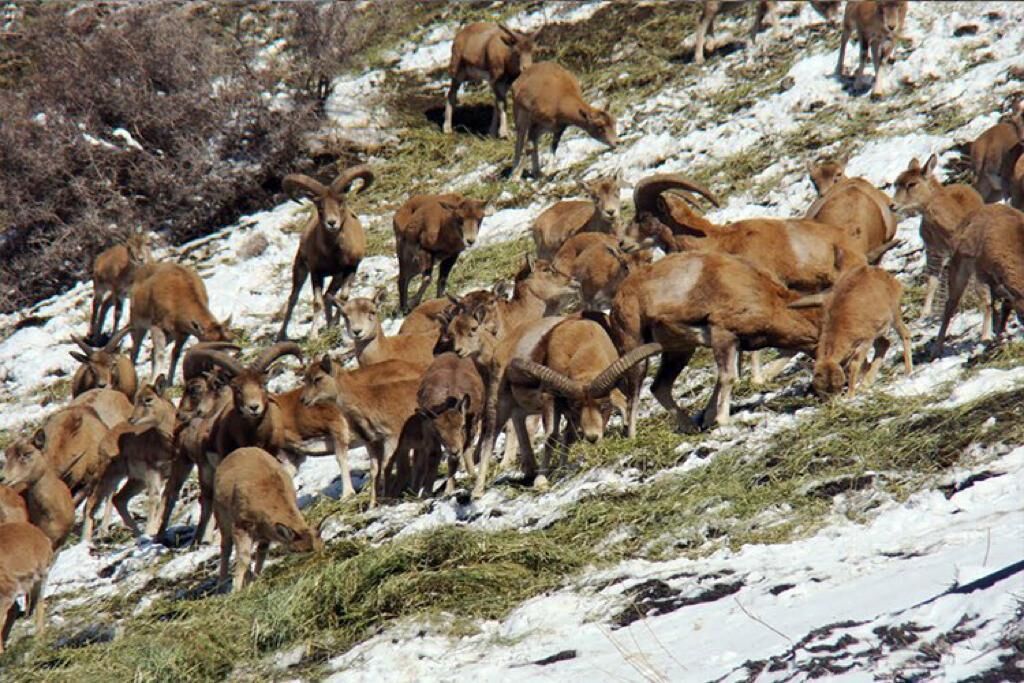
xmin=533 ymin=474 xmax=550 ymax=491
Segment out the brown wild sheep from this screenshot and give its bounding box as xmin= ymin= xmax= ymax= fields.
xmin=0 ymin=522 xmax=53 ymax=654
xmin=278 ymin=165 xmax=374 ymax=341
xmin=553 ymin=233 xmax=653 ymax=310
xmin=791 ymin=264 xmax=912 ymax=397
xmin=935 ymin=204 xmax=1024 ymax=357
xmin=0 ymin=486 xmax=28 ymax=525
xmin=836 ymin=1 xmax=908 ymax=98
xmin=70 ymin=387 xmax=134 ymax=430
xmin=40 ymin=405 xmax=109 ymax=505
xmin=891 ymin=154 xmax=988 ymax=328
xmin=1003 ymin=143 xmax=1024 ymax=212
xmin=971 ymin=100 xmax=1024 ymax=202
xmin=90 ymin=227 xmax=151 ymax=343
xmin=805 ymin=160 xmax=897 ymax=254
xmin=300 ymin=356 xmax=426 ymax=507
xmin=510 ymin=62 xmax=617 ymax=181
xmin=2 ymin=435 xmax=75 ymax=548
xmin=340 ymin=292 xmax=438 ymax=367
xmin=532 ymin=173 xmax=625 ymax=260
xmin=69 ymin=327 xmax=138 ymax=400
xmin=83 ymin=378 xmax=178 ymax=541
xmin=630 ymin=173 xmax=721 ymax=237
xmin=610 ymin=251 xmax=821 ymax=434
xmin=214 ymin=447 xmax=322 ymax=592
xmin=129 ymin=262 xmax=232 ymax=384
xmin=444 ymin=22 xmax=537 ymax=138
xmin=393 ymin=193 xmax=487 ymax=312
xmin=693 ymin=1 xmax=777 ymax=66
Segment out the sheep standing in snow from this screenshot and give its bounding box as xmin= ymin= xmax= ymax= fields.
xmin=835 ymin=0 xmax=908 ymax=98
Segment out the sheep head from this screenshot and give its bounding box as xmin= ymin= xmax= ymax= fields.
xmin=807 ymin=159 xmax=848 ymax=196
xmin=1 ymin=432 xmax=49 ymax=492
xmin=301 ymin=355 xmax=341 ymax=407
xmin=446 ymin=306 xmax=493 ymax=359
xmin=283 ymin=165 xmax=374 ymax=234
xmin=440 ymin=197 xmax=487 ymax=248
xmin=877 ymin=0 xmax=903 ymax=33
xmin=340 ymin=290 xmax=386 ymax=343
xmin=579 ymin=103 xmax=618 ymax=148
xmin=497 ymin=23 xmax=537 ymax=72
xmin=812 ymin=359 xmax=846 ymax=396
xmin=69 ymin=326 xmax=131 ymax=390
xmin=580 ymin=171 xmax=624 ymax=224
xmin=518 ymin=257 xmax=581 ymax=312
xmin=129 ymin=375 xmax=176 ymax=432
xmin=125 ymin=228 xmax=152 ymax=266
xmin=421 ymin=395 xmax=471 ymax=456
xmin=192 ymin=343 xmax=302 ymax=421
xmin=891 ymin=154 xmax=938 ymax=214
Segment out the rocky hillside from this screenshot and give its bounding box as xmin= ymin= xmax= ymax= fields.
xmin=1 ymin=2 xmax=1023 ymax=681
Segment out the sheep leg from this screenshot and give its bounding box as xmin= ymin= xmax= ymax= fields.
xmin=0 ymin=597 xmax=14 ymax=653
xmin=84 ymin=468 xmax=120 ymax=542
xmin=309 ymin=274 xmax=328 ymax=339
xmin=512 ymin=410 xmax=544 ymax=490
xmin=367 ymin=442 xmax=383 ymax=508
xmin=166 ymin=335 xmax=188 ymax=386
xmin=443 ymin=77 xmax=461 ymax=134
xmin=979 ymin=283 xmax=994 ymax=342
xmin=231 ymin=529 xmax=254 ymax=592
xmin=130 ymin=324 xmax=147 ymax=366
xmin=253 ymin=541 xmax=270 ymax=577
xmin=854 ymin=36 xmax=869 ymax=85
xmin=29 ymin=575 xmax=47 ymax=636
xmin=158 ymin=456 xmax=193 ymax=537
xmin=703 ymin=333 xmax=739 ymax=429
xmin=550 ymin=125 xmax=567 ymax=156
xmin=436 ymin=255 xmax=458 ymax=299
xmin=934 ymin=253 xmax=973 ymax=358
xmin=845 ymin=343 xmax=872 ymax=398
xmin=328 ymin=422 xmax=355 ymax=499
xmin=397 ymin=249 xmax=414 ymax=313
xmin=149 ymin=327 xmax=168 ymax=379
xmin=836 ymin=19 xmax=852 ymax=76
xmin=111 ymin=296 xmax=125 ymax=340
xmin=473 ymin=389 xmax=511 ymax=499
xmin=694 ymin=3 xmax=716 ymax=65
xmin=277 ymin=261 xmax=309 ymax=341
xmin=144 ymin=472 xmax=168 ymax=537
xmin=411 ymin=260 xmax=435 ymax=310
xmin=543 ymin=400 xmax=565 ymax=473
xmin=90 ymin=288 xmax=110 ymax=341
xmin=509 ymin=106 xmax=530 ymax=181
xmin=192 ymin=464 xmax=216 ymax=548
xmin=994 ymin=297 xmax=1013 ymax=340
xmin=652 ymin=349 xmax=697 ymax=433
xmin=113 ymin=479 xmax=145 ymax=536
xmin=217 ymin=522 xmax=234 ymax=588
xmin=623 ymin=363 xmax=645 ymax=439
xmin=894 ymin=313 xmax=914 ymax=376
xmin=325 ymin=270 xmax=356 ymax=327
xmin=869 ymin=39 xmax=887 ymax=97
xmin=861 ymin=336 xmax=891 ymax=389
xmin=529 ymin=127 xmax=543 ymax=179
xmin=749 ymin=350 xmax=765 ymax=385
xmin=499 ymin=423 xmax=519 ymax=471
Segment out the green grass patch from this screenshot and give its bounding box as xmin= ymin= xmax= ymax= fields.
xmin=445 ymin=236 xmax=532 ymax=293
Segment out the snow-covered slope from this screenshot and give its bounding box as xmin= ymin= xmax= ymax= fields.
xmin=2 ymin=2 xmax=1023 ymax=681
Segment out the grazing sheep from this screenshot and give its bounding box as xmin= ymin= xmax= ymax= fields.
xmin=510 ymin=62 xmax=617 ymax=181
xmin=393 ymin=193 xmax=486 ymax=312
xmin=214 ymin=447 xmax=322 ymax=592
xmin=277 ymin=166 xmax=374 ymax=341
xmin=90 ymin=227 xmax=152 ymax=343
xmin=0 ymin=522 xmax=53 ymax=653
xmin=935 ymin=204 xmax=1024 ymax=356
xmin=532 ymin=173 xmax=625 ymax=260
xmin=129 ymin=262 xmax=233 ymax=384
xmin=791 ymin=264 xmax=912 ymax=397
xmin=444 ymin=22 xmax=537 ymax=138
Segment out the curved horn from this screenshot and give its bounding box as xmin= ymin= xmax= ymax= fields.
xmin=70 ymin=335 xmax=96 ymax=354
xmin=189 ymin=341 xmax=242 ymax=354
xmin=587 ymin=343 xmax=663 ymax=397
xmin=788 ymin=293 xmax=827 ymax=309
xmin=187 ymin=349 xmax=246 ymax=378
xmin=253 ymin=342 xmax=303 ymax=374
xmin=102 ymin=326 xmax=132 ymax=353
xmin=510 ymin=358 xmax=585 ymax=399
xmin=330 ymin=165 xmax=375 ymax=196
xmin=865 ymin=238 xmax=902 ymax=264
xmin=282 ymin=174 xmax=328 ymax=202
xmin=633 ymin=174 xmax=720 ymax=217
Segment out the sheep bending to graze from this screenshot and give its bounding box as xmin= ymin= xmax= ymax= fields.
xmin=214 ymin=447 xmax=322 ymax=592
xmin=891 ymin=155 xmax=988 ymax=327
xmin=70 ymin=327 xmax=138 ymax=400
xmin=510 ymin=62 xmax=617 ymax=181
xmin=300 ymin=356 xmax=425 ymax=507
xmin=790 ymin=264 xmax=912 ymax=397
xmin=393 ymin=193 xmax=487 ymax=312
xmin=389 ymin=352 xmax=485 ymax=497
xmin=553 ymin=233 xmax=654 ymax=310
xmin=190 ymin=343 xmax=304 ymax=466
xmin=509 ymin=317 xmax=661 ymax=482
xmin=277 ymin=165 xmax=374 ymax=341
xmin=130 ymin=262 xmax=232 ymax=384
xmin=805 ymin=160 xmax=896 ymax=255
xmin=836 ymin=0 xmax=907 ymax=98
xmin=83 ymin=377 xmax=177 ymax=542
xmin=971 ymin=100 xmax=1024 ymax=202
xmin=532 ymin=173 xmax=625 ymax=260
xmin=693 ymin=1 xmax=777 ymax=66
xmin=0 ymin=486 xmax=27 ymax=525
xmin=936 ymin=204 xmax=1024 ymax=357
xmin=0 ymin=522 xmax=53 ymax=654
xmin=2 ymin=435 xmax=75 ymax=548
xmin=90 ymin=226 xmax=151 ymax=343
xmin=445 ymin=22 xmax=537 ymax=138
xmin=611 ymin=252 xmax=821 ymax=434
xmin=340 ymin=291 xmax=438 ymax=367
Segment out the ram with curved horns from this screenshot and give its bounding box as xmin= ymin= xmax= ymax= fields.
xmin=277 ymin=165 xmax=374 ymax=341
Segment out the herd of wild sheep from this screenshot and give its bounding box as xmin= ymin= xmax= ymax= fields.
xmin=1 ymin=0 xmax=1023 ymax=655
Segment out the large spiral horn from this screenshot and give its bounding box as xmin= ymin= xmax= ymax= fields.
xmin=102 ymin=326 xmax=133 ymax=354
xmin=253 ymin=342 xmax=303 ymax=374
xmin=282 ymin=174 xmax=328 ymax=203
xmin=330 ymin=165 xmax=375 ymax=196
xmin=185 ymin=349 xmax=246 ymax=379
xmin=587 ymin=343 xmax=663 ymax=397
xmin=633 ymin=174 xmax=720 ymax=217
xmin=509 ymin=358 xmax=585 ymax=399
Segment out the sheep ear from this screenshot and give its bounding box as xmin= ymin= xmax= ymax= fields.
xmin=373 ymin=289 xmax=387 ymax=306
xmin=908 ymin=157 xmax=921 ymax=171
xmin=275 ymin=523 xmax=297 ymax=543
xmin=924 ymin=154 xmax=938 ymax=175
xmin=153 ymin=374 xmax=168 ymax=396
xmin=70 ymin=351 xmax=90 ymax=364
xmin=32 ymin=429 xmax=46 ymax=450
xmin=319 ymin=355 xmax=333 ymax=374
